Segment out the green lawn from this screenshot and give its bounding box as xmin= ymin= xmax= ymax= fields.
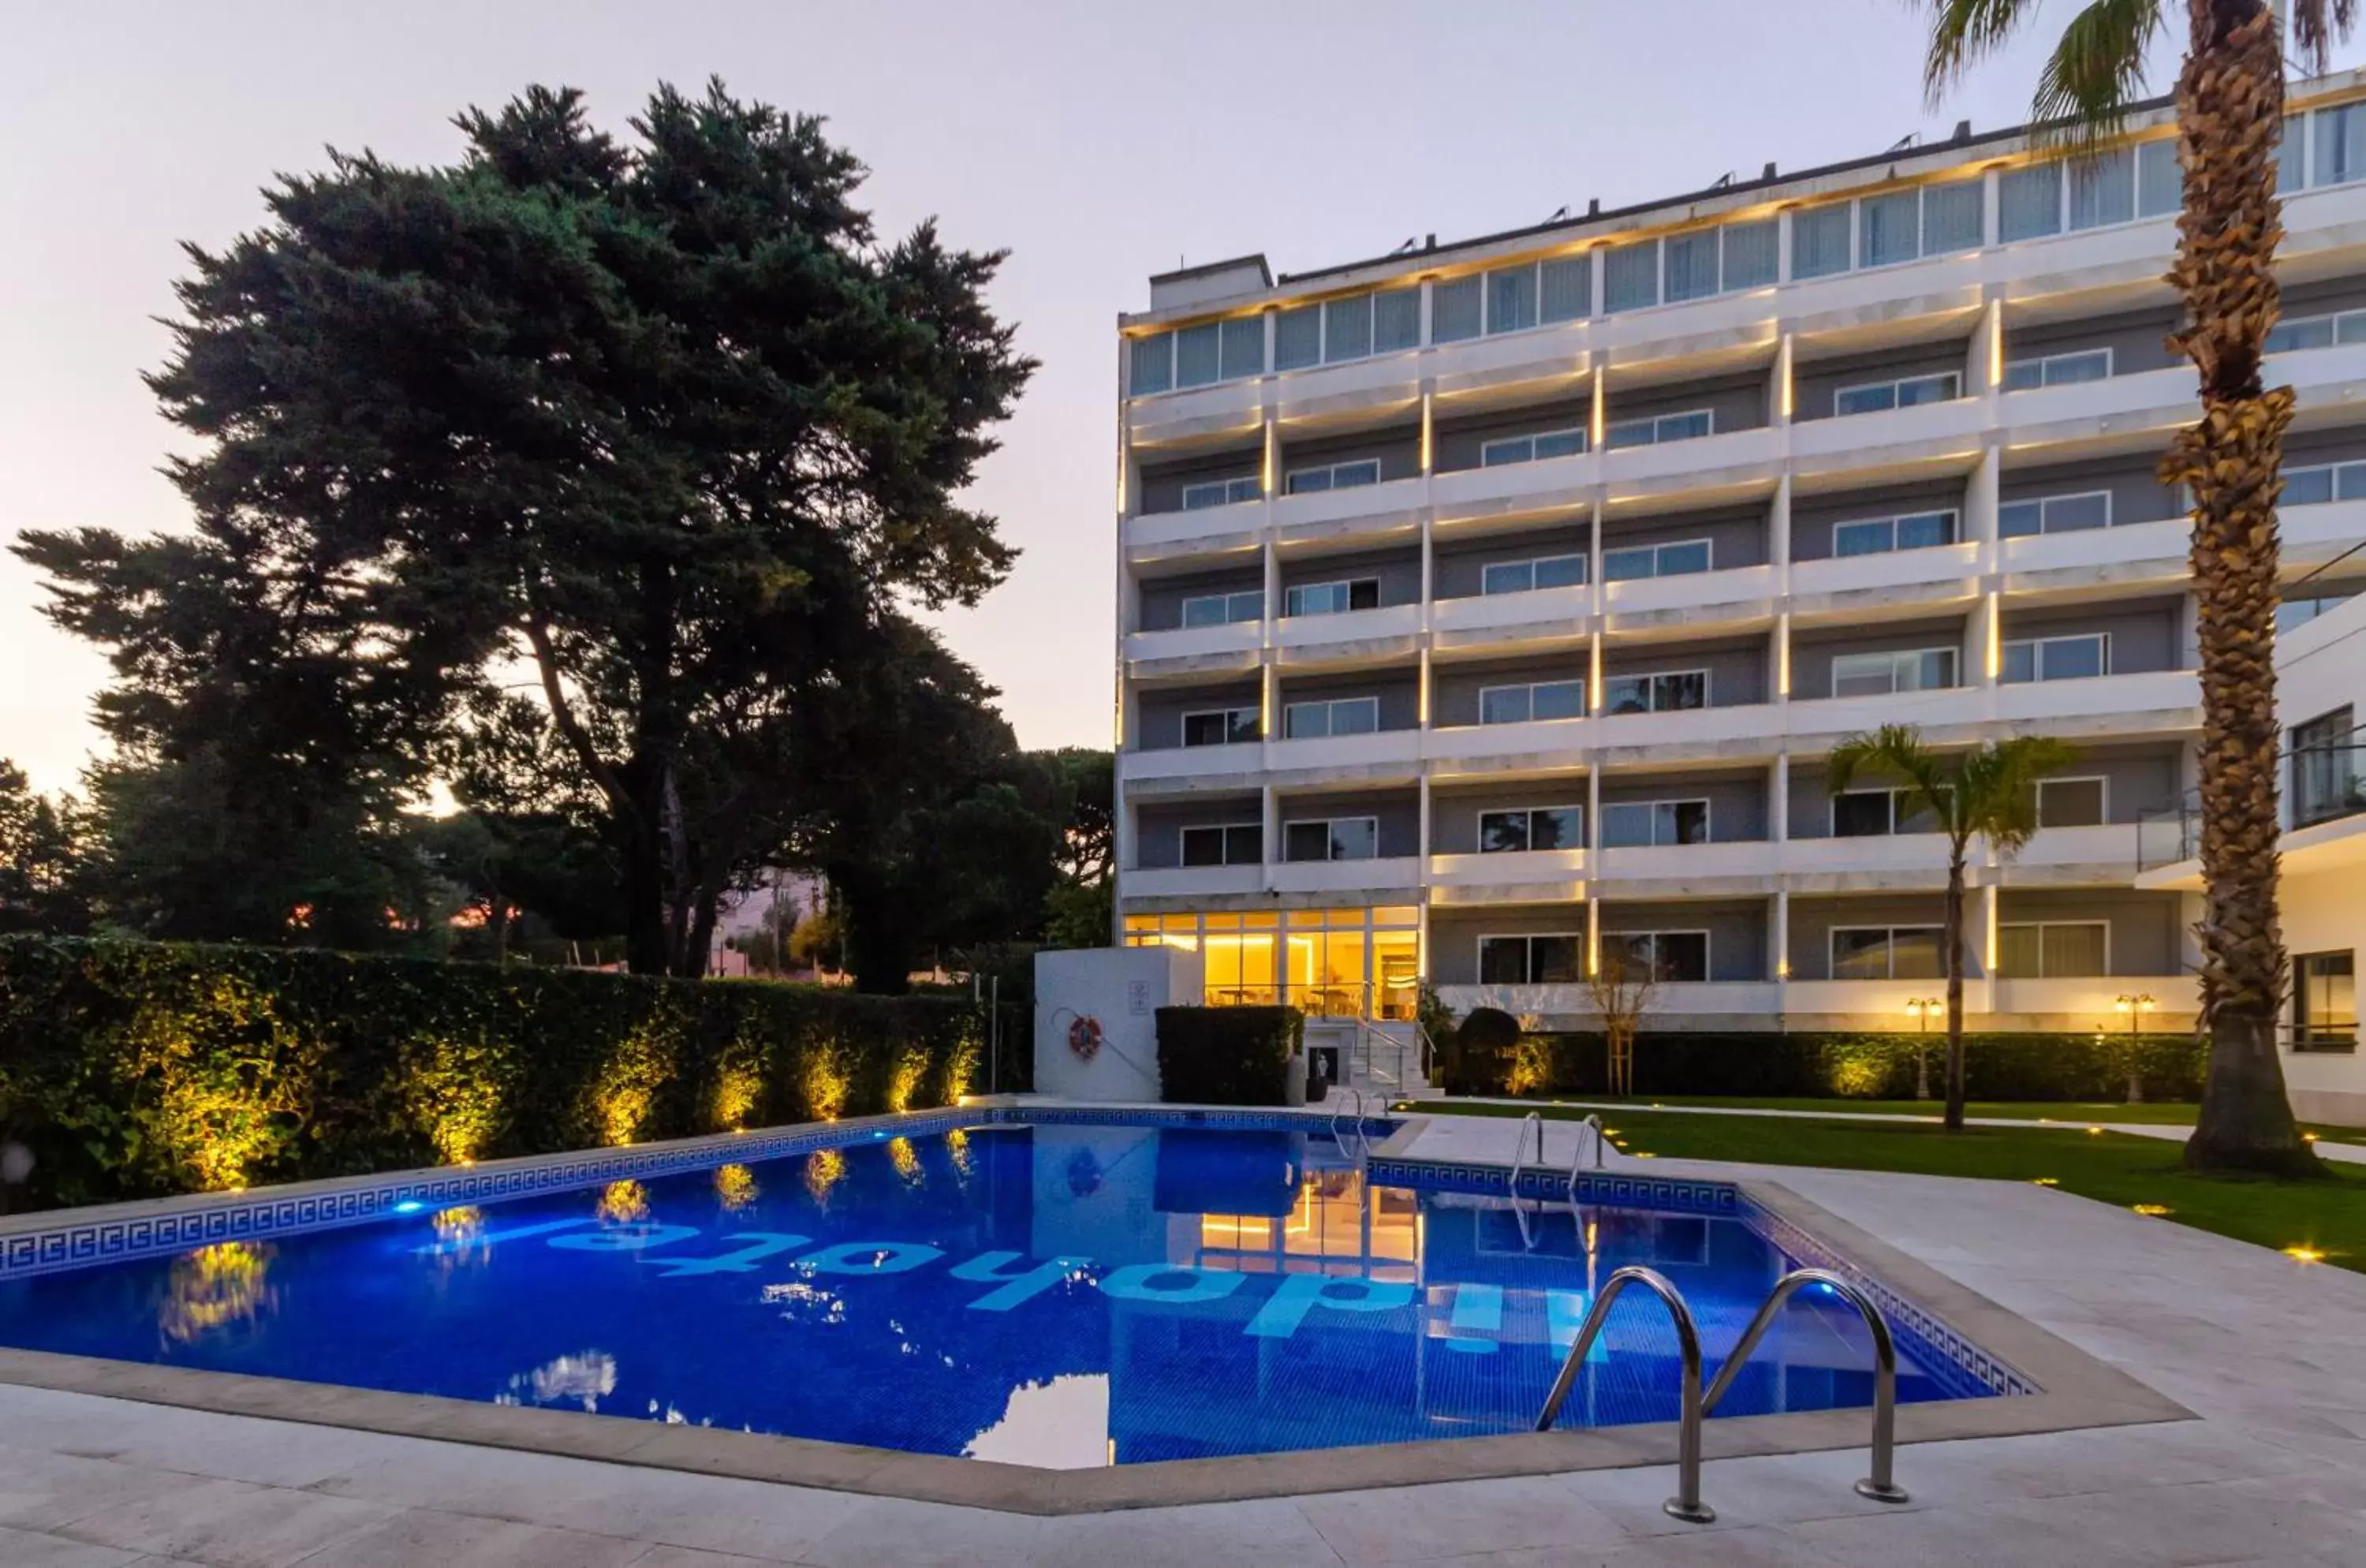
xmin=1431 ymin=1094 xmax=2366 ymax=1143
xmin=1403 ymin=1100 xmax=2366 ymax=1271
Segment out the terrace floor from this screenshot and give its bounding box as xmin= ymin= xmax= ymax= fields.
xmin=3 ymin=1113 xmax=2364 ymax=1566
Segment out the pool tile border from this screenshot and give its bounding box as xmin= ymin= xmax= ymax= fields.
xmin=0 ymin=1100 xmax=2192 ymax=1514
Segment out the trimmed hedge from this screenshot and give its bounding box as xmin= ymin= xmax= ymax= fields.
xmin=0 ymin=936 xmax=981 ymax=1211
xmin=1496 ymin=1029 xmax=2205 ymax=1103
xmin=1155 ymin=1006 xmax=1305 ymax=1107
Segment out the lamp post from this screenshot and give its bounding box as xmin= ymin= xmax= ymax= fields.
xmin=2115 ymin=993 xmax=2155 ymax=1104
xmin=1904 ymin=998 xmax=1942 ymax=1100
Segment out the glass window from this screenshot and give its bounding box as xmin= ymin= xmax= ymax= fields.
xmin=1283 ymin=578 xmax=1379 ymax=617
xmin=1922 ymin=176 xmax=1985 ymax=252
xmin=1282 ymin=697 xmax=1379 ymax=739
xmin=1182 ymin=707 xmax=1258 ymax=747
xmin=1323 ymin=296 xmax=1372 ymax=363
xmin=1537 ymin=255 xmax=1592 ymax=323
xmin=1601 ymin=801 xmax=1711 ymax=848
xmin=1486 ymin=265 xmax=1537 ymax=334
xmin=1793 ymin=203 xmax=1853 ymax=278
xmin=1604 ymin=670 xmax=1707 ymax=714
xmin=2136 ymin=139 xmax=2181 ymax=218
xmin=2002 ymin=633 xmax=2109 ymax=683
xmin=1999 ymin=162 xmax=2064 ymax=241
xmin=1285 ymin=817 xmax=1377 ymax=862
xmin=2285 ymin=465 xmax=2337 ymax=506
xmin=1175 ymin=322 xmax=1222 ymax=387
xmin=1534 ymin=552 xmax=1587 ymax=588
xmin=1834 ymin=517 xmax=1897 ymax=558
xmin=1998 ymin=921 xmax=2108 ymax=978
xmin=1835 ymin=382 xmax=1898 ymax=416
xmin=1624 ymin=931 xmax=1708 ymax=983
xmin=1480 ymin=805 xmax=1582 ymax=853
xmin=1180 ymin=589 xmax=1260 ymax=628
xmin=1532 ymin=679 xmax=1586 ymax=720
xmin=1431 ymin=276 xmax=1483 ymax=343
xmin=2002 ymin=491 xmax=2112 ymax=536
xmin=2036 ymin=777 xmax=2107 ymax=827
xmin=2294 ymin=951 xmax=2358 ymax=1048
xmin=1898 ymin=510 xmax=1956 ymax=550
xmin=2316 ymin=103 xmax=2366 ymax=189
xmin=1603 ymin=241 xmax=1660 ymax=312
xmin=1833 ymin=790 xmax=1896 ymax=837
xmin=1722 ymin=218 xmax=1780 ymax=289
xmin=1479 ymin=685 xmax=1532 ymax=725
xmin=2069 ymin=149 xmax=2136 ymax=230
xmin=1274 ymin=305 xmax=1322 ymax=371
xmin=1181 ymin=823 xmax=1260 ymax=867
xmin=2292 ymin=705 xmax=2360 ymax=827
xmin=1479 ymin=934 xmax=1580 ymax=985
xmin=1664 ymin=230 xmax=1720 ymax=303
xmin=1482 ymin=553 xmax=1585 ymax=593
xmin=1130 ymin=333 xmax=1172 ymax=396
xmin=1373 ymin=286 xmax=1421 ymax=353
xmin=1657 ymin=539 xmax=1713 ymax=576
xmin=1832 ymin=927 xmax=1945 ymax=980
xmin=1478 ymin=809 xmax=1528 ymax=853
xmin=1180 ymin=476 xmax=1260 ymax=510
xmin=2006 ymin=348 xmax=2112 ymax=390
xmin=1218 ymin=316 xmax=1264 ymax=380
xmin=1860 ymin=190 xmax=1920 ymax=268
xmin=2267 ymin=314 xmax=2338 ymax=353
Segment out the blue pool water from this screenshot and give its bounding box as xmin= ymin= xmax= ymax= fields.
xmin=0 ymin=1118 xmax=1995 ymax=1466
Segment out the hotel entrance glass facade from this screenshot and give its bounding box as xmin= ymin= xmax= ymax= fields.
xmin=1123 ymin=906 xmax=1420 ymax=1019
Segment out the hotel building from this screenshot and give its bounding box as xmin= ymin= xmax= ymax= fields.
xmin=1111 ymin=73 xmax=2366 ymax=1071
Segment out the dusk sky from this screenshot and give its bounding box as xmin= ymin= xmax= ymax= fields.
xmin=0 ymin=1 xmax=2287 ymax=793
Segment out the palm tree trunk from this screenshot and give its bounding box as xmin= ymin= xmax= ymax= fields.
xmin=2163 ymin=0 xmax=2322 ymax=1177
xmin=1943 ymin=847 xmax=1967 ymax=1133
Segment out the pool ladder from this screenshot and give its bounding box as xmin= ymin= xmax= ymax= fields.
xmin=1506 ymin=1114 xmax=1607 ymax=1204
xmin=1532 ymin=1265 xmax=1911 ymax=1524
xmin=1329 ymin=1087 xmax=1373 ymax=1163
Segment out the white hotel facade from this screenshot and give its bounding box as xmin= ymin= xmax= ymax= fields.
xmin=1112 ymin=77 xmax=2366 ymax=1056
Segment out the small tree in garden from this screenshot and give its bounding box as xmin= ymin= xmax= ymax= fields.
xmin=1588 ymin=943 xmax=1659 ymax=1097
xmin=1827 ymin=726 xmax=2079 ymax=1132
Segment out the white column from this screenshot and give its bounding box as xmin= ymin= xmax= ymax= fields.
xmin=1587 ymin=767 xmax=1604 ymax=855
xmin=1966 ymin=442 xmax=2002 ymax=549
xmin=1974 ymin=882 xmax=2001 ymax=993
xmin=1975 ymin=296 xmax=2003 ymax=398
xmin=1773 ymin=887 xmax=1791 ymax=985
xmin=1584 ymin=894 xmax=1601 ymax=980
xmin=1261 ymin=783 xmax=1280 ymax=891
xmin=1773 ymin=331 xmax=1795 ymax=429
xmin=1771 ymin=754 xmax=1791 ymax=843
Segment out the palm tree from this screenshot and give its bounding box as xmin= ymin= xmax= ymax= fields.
xmin=1828 ymin=727 xmax=2078 ymax=1130
xmin=1923 ymin=0 xmax=2344 ymax=1176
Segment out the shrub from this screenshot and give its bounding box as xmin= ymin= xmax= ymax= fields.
xmin=1476 ymin=1029 xmax=2206 ymax=1103
xmin=1155 ymin=1006 xmax=1304 ymax=1106
xmin=1446 ymin=1007 xmax=1523 ymax=1096
xmin=0 ymin=935 xmax=982 ymax=1211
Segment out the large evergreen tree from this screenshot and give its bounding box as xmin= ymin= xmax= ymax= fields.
xmin=16 ymin=81 xmax=1033 ymax=975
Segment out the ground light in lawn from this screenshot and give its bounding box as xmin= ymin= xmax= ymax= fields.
xmin=2286 ymin=1245 xmax=2329 ymax=1264
xmin=2132 ymin=1204 xmax=2174 ymax=1218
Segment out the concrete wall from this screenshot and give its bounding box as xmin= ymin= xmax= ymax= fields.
xmin=1791 ymin=479 xmax=1968 ymax=562
xmin=1998 ymin=454 xmax=2183 ymax=528
xmin=1428 ymin=905 xmax=1587 ymax=986
xmin=1278 ymin=422 xmax=1422 ymax=487
xmin=1136 ymin=679 xmax=1263 ymax=752
xmin=1034 ymin=946 xmax=1202 ymax=1102
xmin=1996 ymin=888 xmax=2183 ymax=976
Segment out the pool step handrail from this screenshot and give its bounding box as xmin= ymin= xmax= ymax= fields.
xmin=1533 ymin=1265 xmax=1714 ymax=1524
xmin=1566 ymin=1114 xmax=1606 ymax=1200
xmin=1702 ymin=1267 xmax=1911 ymax=1506
xmin=1329 ymin=1086 xmax=1371 ymax=1162
xmin=1506 ymin=1111 xmax=1547 ymax=1200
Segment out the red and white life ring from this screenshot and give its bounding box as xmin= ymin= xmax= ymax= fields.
xmin=1068 ymin=1014 xmax=1104 ymax=1061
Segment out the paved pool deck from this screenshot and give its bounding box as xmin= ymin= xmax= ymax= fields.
xmin=3 ymin=1111 xmax=2364 ymax=1566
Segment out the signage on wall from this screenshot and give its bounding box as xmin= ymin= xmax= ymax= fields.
xmin=1125 ymin=980 xmax=1153 ymax=1017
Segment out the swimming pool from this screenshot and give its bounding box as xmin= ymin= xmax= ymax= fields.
xmin=0 ymin=1111 xmax=2015 ymax=1468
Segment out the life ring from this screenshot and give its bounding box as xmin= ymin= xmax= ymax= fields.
xmin=1068 ymin=1014 xmax=1104 ymax=1061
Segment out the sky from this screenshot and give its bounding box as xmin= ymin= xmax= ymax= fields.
xmin=0 ymin=0 xmax=2288 ymax=793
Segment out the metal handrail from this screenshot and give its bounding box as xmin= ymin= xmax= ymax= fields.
xmin=1700 ymin=1267 xmax=1911 ymax=1505
xmin=1567 ymin=1114 xmax=1606 ymax=1199
xmin=1329 ymin=1087 xmax=1371 ymax=1162
xmin=1506 ymin=1111 xmax=1546 ymax=1199
xmin=1534 ymin=1266 xmax=1714 ymax=1524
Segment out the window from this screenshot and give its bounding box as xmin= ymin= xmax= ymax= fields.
xmin=1479 ymin=805 xmax=1584 ymax=853
xmin=2264 ymin=308 xmax=2366 ymax=353
xmin=1833 ymin=787 xmax=1944 ymax=837
xmin=1374 ymin=287 xmax=1421 ymax=353
xmin=1129 ymin=334 xmax=1173 ymax=396
xmin=1274 ymin=305 xmax=1322 ymax=371
xmin=1834 ymin=509 xmax=1957 ymax=557
xmin=1831 ymin=927 xmax=1945 ymax=980
xmin=1486 ymin=265 xmax=1537 ymax=334
xmin=1431 ymin=276 xmax=1483 ymax=343
xmin=1180 ymin=823 xmax=1261 ymax=868
xmin=1181 ymin=707 xmax=1259 ymax=747
xmin=1283 ymin=816 xmax=1379 ymax=862
xmin=1479 ymin=679 xmax=1586 ymax=725
xmin=2292 ymin=706 xmax=2360 ymax=827
xmin=1481 ymin=553 xmax=1588 ymax=594
xmin=2069 ymin=148 xmax=2136 ymax=230
xmin=2281 ymin=459 xmax=2366 ymax=506
xmin=1179 ymin=589 xmax=1262 ymax=628
xmin=2294 ymin=951 xmax=2357 ymax=1050
xmin=1284 ymin=459 xmax=1382 ymax=495
xmin=1181 ymin=476 xmax=1262 ymax=510
xmin=1539 ymin=255 xmax=1592 ymax=323
xmin=1998 ymin=921 xmax=2109 ymax=978
xmin=1722 ymin=219 xmax=1780 ymax=289
xmin=1664 ymin=229 xmax=1720 ymax=303
xmin=1605 ymin=409 xmax=1714 ymax=449
xmin=1858 ymin=190 xmax=1920 ymax=269
xmin=1603 ymin=670 xmax=1708 ymax=715
xmin=1830 ymin=647 xmax=1957 ymax=698
xmin=1922 ymin=176 xmax=1985 ymax=253
xmin=1480 ymin=427 xmax=1589 ymax=466
xmin=1174 ymin=321 xmax=1222 ymax=388
xmin=1603 ymin=241 xmax=1660 ymax=312
xmin=2317 ymin=103 xmax=2366 ymax=189
xmin=1478 ymin=933 xmax=1581 ymax=985
xmin=1603 ymin=537 xmax=1713 ymax=580
xmin=1793 ymin=203 xmax=1853 ymax=279
xmin=1283 ymin=578 xmax=1380 ymax=617
xmin=2280 ymin=586 xmax=2362 ymax=633
xmin=2002 ymin=633 xmax=2109 ymax=684
xmin=1601 ymin=799 xmax=1710 ymax=848
xmin=2035 ymin=776 xmax=2107 ymax=828
xmin=2004 ymin=348 xmax=2113 ymax=390
xmin=1834 ymin=371 xmax=1959 ymax=416
xmin=1612 ymin=931 xmax=1710 ymax=984
xmin=1323 ymin=296 xmax=1372 ymax=363
xmin=1999 ymin=491 xmax=2112 ymax=537
xmin=2136 ymin=139 xmax=2180 ymax=218
xmin=1282 ymin=696 xmax=1379 ymax=740
xmin=1271 ymin=286 xmax=1421 ymax=368
xmin=1999 ymin=162 xmax=2063 ymax=241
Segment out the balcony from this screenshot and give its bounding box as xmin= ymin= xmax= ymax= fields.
xmin=1603 ymin=562 xmax=1776 ymax=626
xmin=1789 ymin=393 xmax=1987 ymax=475
xmin=1424 ymin=324 xmax=1593 ymax=401
xmin=1271 ymin=474 xmax=1424 ymax=544
xmin=1602 ymin=424 xmax=1782 ymax=491
xmin=2284 ymin=497 xmax=2366 ymax=566
xmin=1782 ymin=977 xmax=1991 ymax=1021
xmin=1270 ymin=855 xmax=1423 ymax=896
xmin=1992 ymin=668 xmax=2198 ymax=731
xmin=1123 ymin=495 xmax=1263 ymax=560
xmin=1593 ymin=700 xmax=1778 ymax=760
xmin=1785 ymin=685 xmax=1986 ymax=745
xmin=1275 ymin=602 xmax=1422 ymax=659
xmin=1432 ymin=980 xmax=1786 ymax=1025
xmin=1125 ymin=619 xmax=1263 ymax=670
xmin=1265 ymin=727 xmax=1423 ymax=778
xmin=1120 ymin=864 xmax=1262 ymax=902
xmin=1425 ymin=716 xmax=1590 ymax=770
xmin=1789 ymin=541 xmax=1980 ymax=612
xmin=1431 ymin=450 xmax=1598 ymax=520
xmin=1989 ymin=975 xmax=2199 ymax=1022
xmin=1270 ymin=354 xmax=1424 ymax=427
xmin=2017 ymin=822 xmax=2145 ymax=872
xmin=1119 ymin=741 xmax=1264 ymax=787
xmin=1997 ymin=361 xmax=2188 ymax=443
xmin=1595 ymin=840 xmax=1778 ymax=886
xmin=1780 ymin=834 xmax=1952 ymax=884
xmin=1428 ymin=847 xmax=1588 ymax=901
xmin=2000 ymin=516 xmax=2186 ymax=584
xmin=1431 ymin=584 xmax=1593 ymax=651
xmin=1126 ymin=378 xmax=1266 ymax=449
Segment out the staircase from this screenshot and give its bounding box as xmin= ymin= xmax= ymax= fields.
xmin=1310 ymin=1017 xmax=1442 ymax=1103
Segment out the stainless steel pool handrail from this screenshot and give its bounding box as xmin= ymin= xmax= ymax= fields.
xmin=1701 ymin=1267 xmax=1911 ymax=1505
xmin=1329 ymin=1087 xmax=1371 ymax=1162
xmin=1567 ymin=1114 xmax=1606 ymax=1199
xmin=1506 ymin=1111 xmax=1546 ymax=1199
xmin=1533 ymin=1265 xmax=1715 ymax=1523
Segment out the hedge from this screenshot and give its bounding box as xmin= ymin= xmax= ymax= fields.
xmin=1155 ymin=1006 xmax=1305 ymax=1107
xmin=1488 ymin=1029 xmax=2206 ymax=1103
xmin=0 ymin=936 xmax=982 ymax=1211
